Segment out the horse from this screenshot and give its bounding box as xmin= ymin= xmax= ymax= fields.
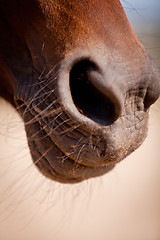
xmin=0 ymin=0 xmax=159 ymax=183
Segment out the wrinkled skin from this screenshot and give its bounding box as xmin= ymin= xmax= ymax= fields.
xmin=0 ymin=0 xmax=160 ymax=183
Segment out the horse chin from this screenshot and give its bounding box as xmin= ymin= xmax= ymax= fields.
xmin=27 ymin=129 xmax=115 ymax=184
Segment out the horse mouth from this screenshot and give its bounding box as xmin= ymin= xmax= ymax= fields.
xmin=16 ymin=94 xmax=147 ymax=184
xmin=30 ymin=138 xmax=115 ymax=184
xmin=14 ymin=56 xmax=151 ymax=184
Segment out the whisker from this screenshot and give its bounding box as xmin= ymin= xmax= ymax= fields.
xmin=76 ymin=144 xmax=86 ymax=162
xmin=59 ymin=123 xmax=81 ymax=135
xmin=34 ymin=147 xmax=53 ymax=165
xmin=27 ymin=112 xmax=63 ymax=140
xmin=24 ymin=100 xmax=60 ymax=126
xmin=51 ymin=118 xmax=71 ymax=132
xmin=18 ymin=64 xmax=60 ymax=117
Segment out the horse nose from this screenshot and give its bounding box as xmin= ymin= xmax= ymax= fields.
xmin=58 ymin=51 xmax=160 ymax=127
xmin=69 ymin=60 xmax=123 ymax=125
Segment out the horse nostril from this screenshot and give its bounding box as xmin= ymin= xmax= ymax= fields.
xmin=69 ymin=60 xmax=123 ymax=125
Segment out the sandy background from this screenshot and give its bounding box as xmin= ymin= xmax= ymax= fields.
xmin=0 ymin=2 xmax=160 ymax=240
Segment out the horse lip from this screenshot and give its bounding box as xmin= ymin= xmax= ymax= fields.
xmin=36 ymin=142 xmax=115 ymax=183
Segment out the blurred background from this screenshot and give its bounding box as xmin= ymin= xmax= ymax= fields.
xmin=0 ymin=1 xmax=160 ymax=240
xmin=122 ymin=0 xmax=160 ymax=67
